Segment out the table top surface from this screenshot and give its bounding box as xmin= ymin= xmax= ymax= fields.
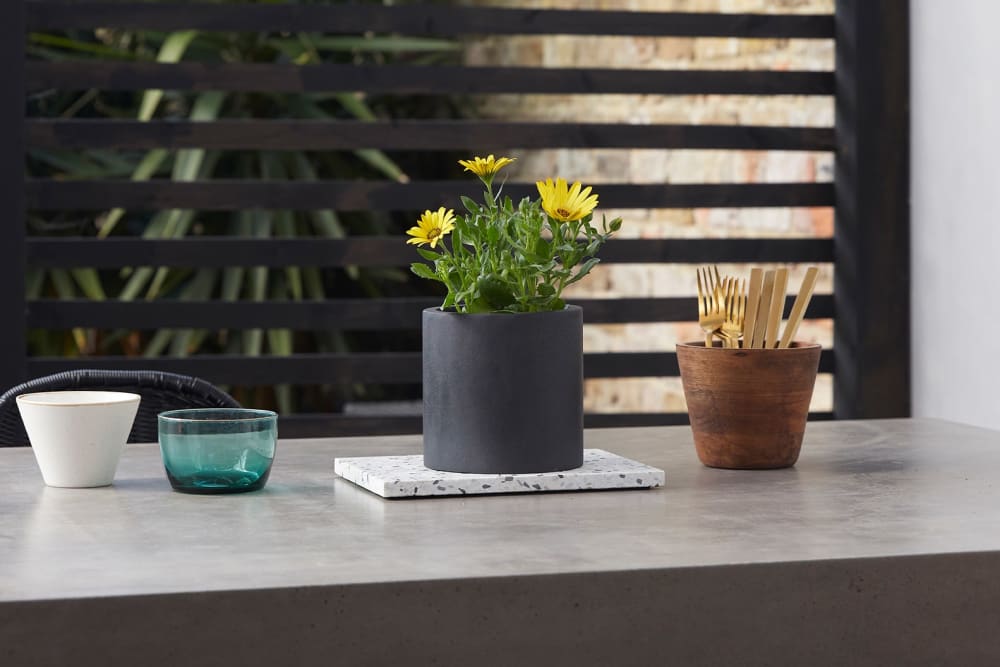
xmin=2 ymin=418 xmax=999 ymax=603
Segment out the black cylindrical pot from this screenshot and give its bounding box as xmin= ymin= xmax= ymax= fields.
xmin=422 ymin=306 xmax=584 ymax=474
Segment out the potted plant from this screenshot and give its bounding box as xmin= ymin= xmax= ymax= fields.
xmin=408 ymin=155 xmax=622 ymax=473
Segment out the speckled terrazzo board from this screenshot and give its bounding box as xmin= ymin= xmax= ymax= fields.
xmin=333 ymin=449 xmax=664 ymax=499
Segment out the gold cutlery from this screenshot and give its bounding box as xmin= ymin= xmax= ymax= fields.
xmin=778 ymin=266 xmax=819 ymax=349
xmin=696 ymin=266 xmax=725 ymax=347
xmin=695 ymin=265 xmax=818 ymax=349
xmin=720 ymin=277 xmax=746 ymax=349
xmin=742 ymin=268 xmax=764 ymax=350
xmin=751 ymin=270 xmax=775 ymax=349
xmin=764 ymin=267 xmax=788 ymax=349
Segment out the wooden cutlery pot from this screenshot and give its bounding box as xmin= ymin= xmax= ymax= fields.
xmin=676 ymin=342 xmax=821 ymax=469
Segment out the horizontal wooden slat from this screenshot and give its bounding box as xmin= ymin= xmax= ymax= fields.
xmin=278 ymin=414 xmax=423 ymax=439
xmin=582 ymin=411 xmax=836 ymax=429
xmin=277 ymin=410 xmax=834 ymax=438
xmin=26 ymin=63 xmax=835 ymax=96
xmin=26 ymin=295 xmax=835 ymax=329
xmin=26 ymin=4 xmax=834 ymax=38
xmin=25 ymin=238 xmax=834 ymax=268
xmin=27 ymin=350 xmax=835 ymax=384
xmin=25 ymin=120 xmax=836 ymax=152
xmin=25 ymin=180 xmax=834 ymax=210
xmin=278 ymin=413 xmax=689 ymax=438
xmin=27 ymin=354 xmax=424 ymax=385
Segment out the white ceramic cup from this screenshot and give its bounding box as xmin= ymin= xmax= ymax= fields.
xmin=16 ymin=391 xmax=141 ymax=488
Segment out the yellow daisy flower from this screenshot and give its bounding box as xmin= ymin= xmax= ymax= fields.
xmin=458 ymin=154 xmax=516 ymax=180
xmin=406 ymin=207 xmax=456 ymax=249
xmin=536 ymin=178 xmax=599 ymax=222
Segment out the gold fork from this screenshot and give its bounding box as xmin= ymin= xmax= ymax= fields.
xmin=719 ymin=277 xmax=746 ymax=348
xmin=697 ymin=266 xmax=725 ymax=347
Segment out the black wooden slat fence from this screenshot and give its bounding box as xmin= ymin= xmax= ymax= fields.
xmin=271 ymin=409 xmax=837 ymax=439
xmin=26 ymin=351 xmax=837 ymax=384
xmin=25 ymin=181 xmax=834 ymax=211
xmin=26 ymin=4 xmax=835 ymax=38
xmin=26 ymin=120 xmax=837 ymax=152
xmin=1 ymin=1 xmax=25 ymax=390
xmin=4 ymin=0 xmax=910 ymax=437
xmin=833 ymin=1 xmax=911 ymax=418
xmin=26 ymin=63 xmax=836 ymax=96
xmin=26 ymin=295 xmax=836 ymax=330
xmin=24 ymin=238 xmax=835 ymax=268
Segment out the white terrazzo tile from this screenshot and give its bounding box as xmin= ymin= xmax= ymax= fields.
xmin=334 ymin=449 xmax=664 ymax=499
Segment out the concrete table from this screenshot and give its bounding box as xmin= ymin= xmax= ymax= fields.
xmin=2 ymin=418 xmax=1000 ymax=666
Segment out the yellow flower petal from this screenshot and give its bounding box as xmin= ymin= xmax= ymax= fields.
xmin=406 ymin=208 xmax=456 ymax=248
xmin=536 ymin=178 xmax=599 ymax=222
xmin=458 ymin=155 xmax=516 ymax=180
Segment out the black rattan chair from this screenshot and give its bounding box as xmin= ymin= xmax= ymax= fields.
xmin=0 ymin=370 xmax=241 ymax=447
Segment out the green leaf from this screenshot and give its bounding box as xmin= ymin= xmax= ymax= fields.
xmin=411 ymin=263 xmax=439 ymax=281
xmin=565 ymin=257 xmax=601 ymax=287
xmin=221 ymin=267 xmax=245 ymax=301
xmin=461 ymin=196 xmax=481 ymax=215
xmin=353 ymin=148 xmax=409 ymax=183
xmin=416 ymin=248 xmax=441 ymax=262
xmin=537 ymin=283 xmax=556 ymax=297
xmin=331 ymin=92 xmax=377 ymax=122
xmin=25 ymin=269 xmax=45 ymax=299
xmin=29 ymin=150 xmax=112 ymax=179
xmin=466 ymin=296 xmax=493 ymax=314
xmin=97 ymin=148 xmax=170 ymax=238
xmin=477 ymin=275 xmax=515 ymax=311
xmin=88 ymin=150 xmax=139 ymax=174
xmin=71 ymin=269 xmax=106 ymax=301
xmin=244 ymin=328 xmax=263 ymax=357
xmin=267 ymin=328 xmax=294 ymax=356
xmin=285 ymin=155 xmax=352 ymax=280
xmin=139 ymin=30 xmax=199 ymax=121
xmin=50 ymin=269 xmax=76 ymax=299
xmin=273 ymin=35 xmax=461 ymax=54
xmin=275 ymin=212 xmax=303 ymax=301
xmin=166 ymin=269 xmax=217 ymax=356
xmin=29 ymin=33 xmax=145 ymax=61
xmin=50 ymin=268 xmax=89 ymax=353
xmin=273 ymin=381 xmax=293 ymax=416
xmin=302 ymin=267 xmax=325 ymax=301
xmin=118 ymin=209 xmax=195 ymax=300
xmin=297 ymin=96 xmax=408 ymax=182
xmin=136 ymin=109 xmax=223 ymax=300
xmin=248 ymin=212 xmax=273 ymax=349
xmin=142 ymin=329 xmax=174 ymax=358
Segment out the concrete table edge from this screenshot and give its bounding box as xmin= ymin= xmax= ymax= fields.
xmin=4 ymin=418 xmax=1000 ymax=665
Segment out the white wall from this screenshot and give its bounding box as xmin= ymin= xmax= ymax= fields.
xmin=912 ymin=0 xmax=1000 ymax=429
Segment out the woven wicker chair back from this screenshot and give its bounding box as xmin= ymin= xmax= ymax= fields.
xmin=0 ymin=370 xmax=241 ymax=447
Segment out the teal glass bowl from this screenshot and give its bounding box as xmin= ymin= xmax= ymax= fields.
xmin=157 ymin=408 xmax=277 ymax=494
